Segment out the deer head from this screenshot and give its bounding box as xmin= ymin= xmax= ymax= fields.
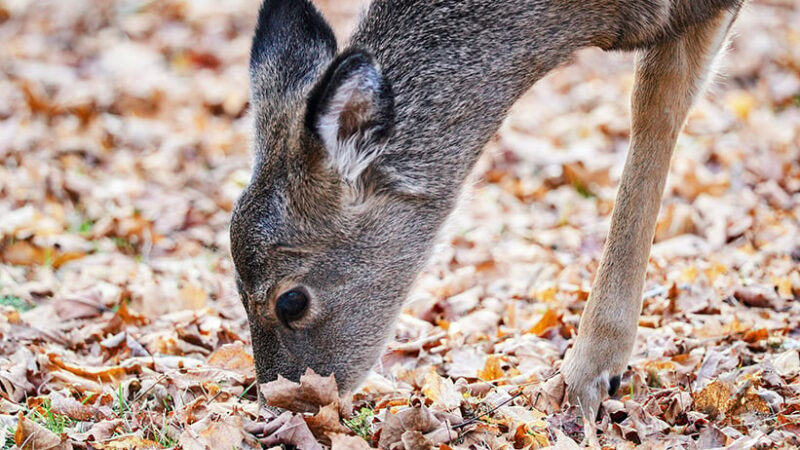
xmin=230 ymin=0 xmax=442 ymax=393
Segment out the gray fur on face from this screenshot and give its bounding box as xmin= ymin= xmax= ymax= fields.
xmin=231 ymin=0 xmax=743 ymax=393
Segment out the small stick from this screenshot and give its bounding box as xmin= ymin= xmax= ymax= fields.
xmin=451 ymin=391 xmax=524 ymax=430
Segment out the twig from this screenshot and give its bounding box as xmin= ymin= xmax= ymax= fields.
xmin=451 ymin=391 xmax=524 ymax=430
xmin=131 ymin=372 xmax=170 ymax=404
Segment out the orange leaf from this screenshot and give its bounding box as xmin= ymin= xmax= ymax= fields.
xmin=693 ymin=380 xmax=734 ymax=419
xmin=207 ymin=342 xmax=254 ymax=373
xmin=477 ymin=355 xmax=504 ymax=381
xmin=529 ymin=309 xmax=561 ymax=337
xmin=2 ymin=241 xmax=46 ymax=266
xmin=48 ymin=354 xmax=133 ymax=382
xmin=93 ymin=434 xmax=164 ymax=449
xmin=743 ymin=328 xmax=769 ymax=343
xmin=115 ymin=300 xmax=148 ymax=326
xmin=14 ymin=412 xmax=71 ymax=450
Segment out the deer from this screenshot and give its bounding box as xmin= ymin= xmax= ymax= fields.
xmin=230 ymin=0 xmax=745 ymax=419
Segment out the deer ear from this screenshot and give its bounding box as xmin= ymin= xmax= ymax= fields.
xmin=250 ymin=0 xmax=336 ymax=103
xmin=306 ymin=50 xmax=395 ymax=183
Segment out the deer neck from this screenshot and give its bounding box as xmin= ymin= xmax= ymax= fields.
xmin=349 ymin=0 xmax=613 ymax=201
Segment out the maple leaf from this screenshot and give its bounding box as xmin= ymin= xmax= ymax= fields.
xmin=260 ymin=368 xmax=351 ymax=417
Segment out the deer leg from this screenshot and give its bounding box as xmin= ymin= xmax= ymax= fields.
xmin=561 ymin=8 xmax=741 ymax=418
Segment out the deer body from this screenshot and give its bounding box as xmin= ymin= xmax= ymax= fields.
xmin=232 ymin=0 xmax=744 ymax=419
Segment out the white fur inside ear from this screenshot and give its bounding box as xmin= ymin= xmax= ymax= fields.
xmin=316 ymin=69 xmax=384 ymax=183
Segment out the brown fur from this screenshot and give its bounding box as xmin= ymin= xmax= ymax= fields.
xmin=231 ymin=0 xmax=744 ymax=418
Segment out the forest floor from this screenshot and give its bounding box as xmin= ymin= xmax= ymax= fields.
xmin=0 ymin=0 xmax=798 ymax=448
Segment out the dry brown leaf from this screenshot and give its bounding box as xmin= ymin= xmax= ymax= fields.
xmin=30 ymin=393 xmax=113 ymax=421
xmin=696 ymin=424 xmax=728 ymax=448
xmin=2 ymin=241 xmax=46 ymax=266
xmin=693 ymin=380 xmax=734 ymax=419
xmin=260 ymin=411 xmax=323 ymax=450
xmin=378 ymin=403 xmax=455 ymax=450
xmin=734 ymin=286 xmax=779 ymax=309
xmin=743 ymin=328 xmax=769 ymax=343
xmin=528 ymin=308 xmax=560 ymax=337
xmin=552 ymin=428 xmax=581 ymax=450
xmin=447 ymin=348 xmax=486 ymax=379
xmin=303 ymin=402 xmax=351 ymax=443
xmin=206 ymin=341 xmax=254 ymax=374
xmin=0 ymin=354 xmax=36 ymax=402
xmin=0 ymin=241 xmax=85 ymax=268
xmin=47 ymin=354 xmax=130 ymax=382
xmin=329 ymin=432 xmax=374 ymax=449
xmin=14 ymin=412 xmax=73 ymax=450
xmin=260 ymin=368 xmax=349 ymax=416
xmin=512 ymin=423 xmax=534 ymax=448
xmin=421 ymin=370 xmax=462 ymax=410
xmin=0 ymin=1 xmax=797 ymax=449
xmin=92 ymin=434 xmax=164 ymax=449
xmin=78 ymin=420 xmax=123 ymax=442
xmin=179 ymin=414 xmax=244 ymax=450
xmin=477 ymin=355 xmax=504 ymax=381
xmin=773 ymin=350 xmax=800 ymax=377
xmin=53 ymin=297 xmax=105 ymax=320
xmin=527 ymin=373 xmax=565 ymax=415
xmin=112 ymin=300 xmax=149 ymax=326
xmin=399 ymin=430 xmax=431 ymax=450
xmin=729 ymin=387 xmax=771 ymax=416
xmin=180 ymin=284 xmax=208 ymax=310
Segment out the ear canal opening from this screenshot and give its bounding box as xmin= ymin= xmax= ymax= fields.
xmin=304 ymin=48 xmax=395 ymax=183
xmin=305 ymin=50 xmax=379 ymax=134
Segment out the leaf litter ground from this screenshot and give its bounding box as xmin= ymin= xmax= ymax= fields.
xmin=0 ymin=0 xmax=799 ymax=448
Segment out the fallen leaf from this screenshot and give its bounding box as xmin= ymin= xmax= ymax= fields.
xmin=528 ymin=308 xmax=561 ymax=337
xmin=773 ymin=350 xmax=800 ymax=378
xmin=329 ymin=432 xmax=374 ymax=449
xmin=2 ymin=241 xmax=46 ymax=266
xmin=206 ymin=341 xmax=254 ymax=374
xmin=378 ymin=403 xmax=455 ymax=450
xmin=400 ymin=430 xmax=430 ymax=450
xmin=30 ymin=392 xmax=113 ymax=421
xmin=477 ymin=355 xmax=504 ymax=382
xmin=734 ymin=286 xmax=779 ymax=309
xmin=527 ymin=373 xmax=565 ymax=414
xmin=552 ymin=428 xmax=581 ymax=450
xmin=76 ymin=419 xmax=123 ymax=442
xmin=259 ymin=411 xmax=323 ymax=450
xmin=421 ymin=371 xmax=462 ymax=410
xmin=14 ymin=412 xmax=73 ymax=450
xmin=260 ymin=368 xmax=349 ymax=417
xmin=743 ymin=328 xmax=769 ymax=343
xmin=92 ymin=434 xmax=164 ymax=449
xmin=47 ymin=354 xmax=131 ymax=382
xmin=180 ymin=284 xmax=208 ymax=310
xmin=304 ymin=403 xmax=351 ymax=444
xmin=179 ymin=414 xmax=244 ymax=450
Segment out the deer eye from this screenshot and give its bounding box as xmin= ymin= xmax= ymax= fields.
xmin=276 ymin=288 xmax=309 ymax=329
